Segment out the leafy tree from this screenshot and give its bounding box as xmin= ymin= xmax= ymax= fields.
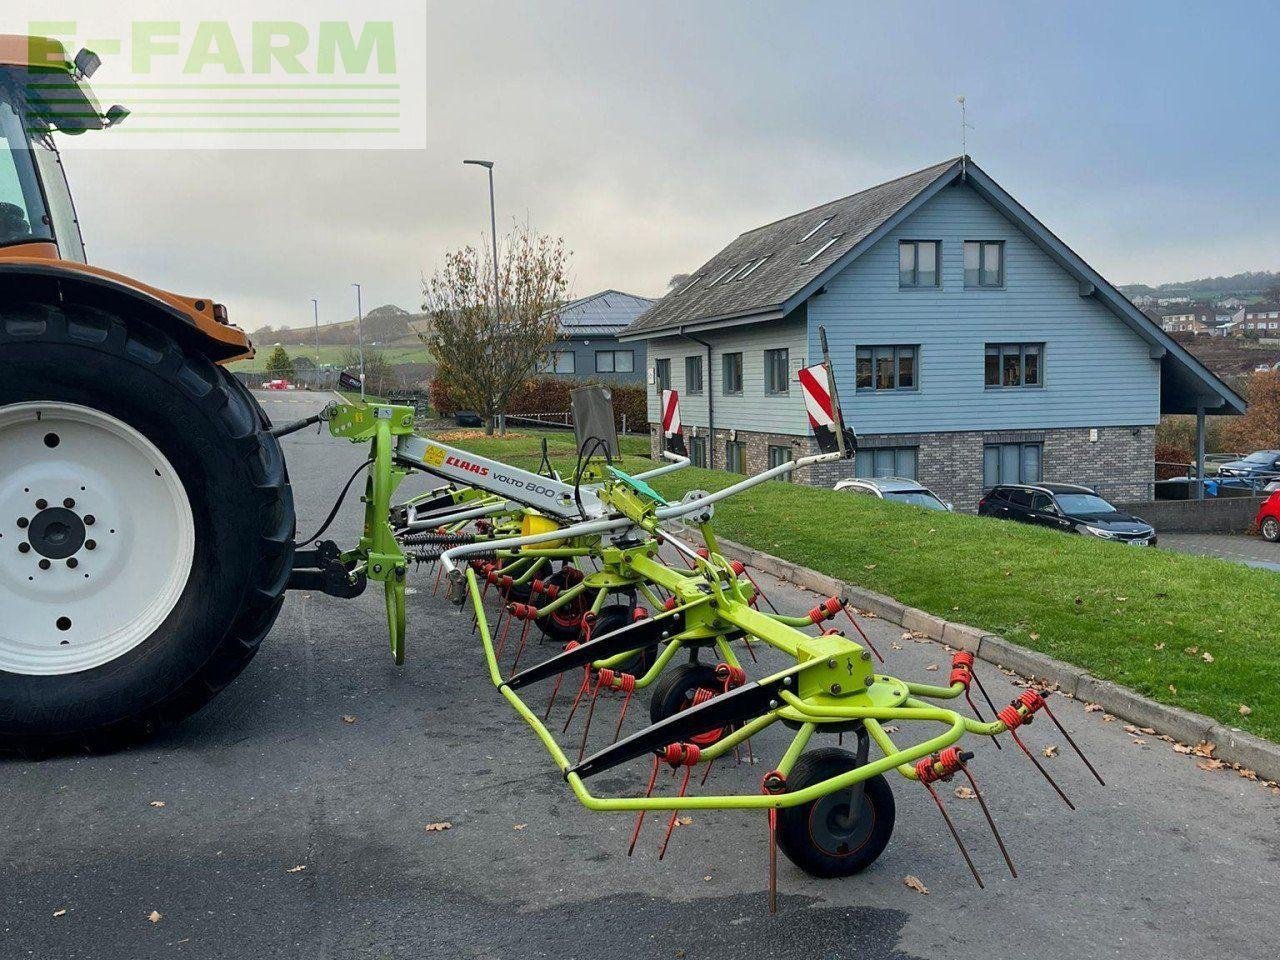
xmin=265 ymin=345 xmax=296 ymax=381
xmin=423 ymin=223 xmax=569 ymax=434
xmin=668 ymin=273 xmax=691 ymax=290
xmin=1221 ymin=370 xmax=1280 ymax=453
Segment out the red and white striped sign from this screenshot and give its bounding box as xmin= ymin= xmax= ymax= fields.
xmin=661 ymin=389 xmax=682 ymax=438
xmin=797 ymin=363 xmax=834 ymax=430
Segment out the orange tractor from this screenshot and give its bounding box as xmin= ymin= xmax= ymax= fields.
xmin=0 ymin=36 xmax=295 ymax=752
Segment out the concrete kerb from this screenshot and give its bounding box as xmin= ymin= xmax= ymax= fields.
xmin=715 ymin=536 xmax=1280 ymax=784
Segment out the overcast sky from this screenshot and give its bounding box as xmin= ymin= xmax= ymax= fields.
xmin=57 ymin=0 xmax=1280 ymax=329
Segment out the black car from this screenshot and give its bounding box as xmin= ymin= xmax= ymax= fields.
xmin=977 ymin=482 xmax=1157 ymax=545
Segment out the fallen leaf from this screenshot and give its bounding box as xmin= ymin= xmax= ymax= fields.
xmin=1102 ymin=714 xmax=1115 ymax=723
xmin=424 ymin=822 xmax=453 ymax=832
xmin=1132 ymin=738 xmax=1147 ymax=746
xmin=513 ymin=824 xmax=527 ymax=830
xmin=1197 ymin=759 xmax=1226 ymax=771
xmin=1237 ymin=767 xmax=1259 ymax=781
xmin=1124 ymin=724 xmax=1140 ymax=735
xmin=1173 ymin=743 xmax=1194 ymax=755
xmin=703 ymin=875 xmax=712 ymax=882
xmin=1202 ymin=651 xmax=1214 ymax=664
xmin=1168 ymin=685 xmax=1177 ymax=694
xmin=1029 ymin=632 xmax=1040 ymax=641
xmin=1084 ymin=703 xmax=1103 ymax=713
xmin=1184 ymin=646 xmax=1199 ymax=655
xmin=149 ymin=800 xmax=165 ymax=808
xmin=286 ymin=865 xmax=306 ymax=873
xmin=903 ymin=875 xmax=929 ymax=894
xmin=148 ymin=911 xmax=162 ymax=924
xmin=1153 ymin=643 xmax=1165 ymax=651
xmin=1114 ymin=596 xmax=1128 ymax=602
xmin=953 ymin=786 xmax=976 ymax=800
xmin=1192 ymin=741 xmax=1216 ymax=758
xmin=676 ymin=816 xmax=693 ymax=827
xmin=341 ymin=715 xmax=357 ymax=724
xmin=924 ymin=663 xmax=939 ymax=672
xmin=864 ymin=564 xmax=877 ymax=570
xmin=1239 ymin=704 xmax=1253 ymax=716
xmin=53 ymin=909 xmax=67 ymax=918
xmin=891 ymin=643 xmax=903 ymax=651
xmin=1042 ymin=745 xmax=1059 ymax=758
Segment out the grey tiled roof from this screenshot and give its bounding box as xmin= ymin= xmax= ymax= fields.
xmin=552 ymin=290 xmax=656 ymax=337
xmin=623 ymin=157 xmax=962 ymax=336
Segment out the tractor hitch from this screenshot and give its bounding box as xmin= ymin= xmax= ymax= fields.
xmin=287 ymin=540 xmax=367 ymax=599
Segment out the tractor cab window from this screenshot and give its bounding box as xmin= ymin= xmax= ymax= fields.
xmin=32 ymin=139 xmax=85 ymax=262
xmin=0 ymin=96 xmax=52 ymax=247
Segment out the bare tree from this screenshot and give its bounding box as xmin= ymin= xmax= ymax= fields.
xmin=423 ymin=224 xmax=570 ymax=435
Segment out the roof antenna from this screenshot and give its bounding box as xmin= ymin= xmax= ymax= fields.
xmin=956 ymin=96 xmax=974 ymax=180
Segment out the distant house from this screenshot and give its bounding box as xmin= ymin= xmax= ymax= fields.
xmin=536 ymin=290 xmax=654 ymax=384
xmin=1159 ymin=304 xmax=1217 ymax=334
xmin=622 ymin=156 xmax=1244 ymax=509
xmin=1236 ymin=302 xmax=1280 ymax=336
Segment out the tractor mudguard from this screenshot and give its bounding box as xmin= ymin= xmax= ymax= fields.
xmin=0 ymin=259 xmax=253 ymax=363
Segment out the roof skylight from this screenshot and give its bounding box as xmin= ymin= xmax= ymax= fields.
xmin=798 ymin=217 xmax=834 ymax=243
xmin=736 ymin=255 xmax=770 ymax=279
xmin=801 ymin=234 xmax=843 ymax=265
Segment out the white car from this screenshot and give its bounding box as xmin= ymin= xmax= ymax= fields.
xmin=833 ymin=476 xmax=953 ymax=511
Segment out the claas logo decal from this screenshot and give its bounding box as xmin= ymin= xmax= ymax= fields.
xmin=445 ymin=454 xmax=489 ymax=477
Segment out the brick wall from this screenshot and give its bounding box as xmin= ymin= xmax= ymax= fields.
xmin=651 ymin=424 xmax=1155 ymax=511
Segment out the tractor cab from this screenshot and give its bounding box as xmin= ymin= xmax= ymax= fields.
xmin=0 ymin=35 xmax=128 ymax=264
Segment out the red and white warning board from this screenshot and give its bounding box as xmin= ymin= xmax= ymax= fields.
xmin=661 ymin=389 xmax=682 ymax=438
xmin=798 ymin=362 xmax=844 ymax=454
xmin=660 ymin=389 xmax=687 ymax=456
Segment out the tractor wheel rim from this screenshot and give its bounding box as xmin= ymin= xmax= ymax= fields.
xmin=0 ymin=402 xmax=195 ymax=675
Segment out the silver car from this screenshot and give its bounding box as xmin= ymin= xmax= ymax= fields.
xmin=833 ymin=476 xmax=953 ymax=511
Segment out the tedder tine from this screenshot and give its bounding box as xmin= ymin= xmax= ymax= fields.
xmin=961 ymin=765 xmax=1017 ymax=878
xmin=1040 ymin=699 xmax=1105 ymax=786
xmin=916 ymin=749 xmax=983 ymax=888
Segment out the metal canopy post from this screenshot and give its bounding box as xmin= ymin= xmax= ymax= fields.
xmin=1195 ymin=403 xmax=1206 ymax=501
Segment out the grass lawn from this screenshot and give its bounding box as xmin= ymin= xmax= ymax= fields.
xmin=435 ymin=430 xmax=1280 ymax=744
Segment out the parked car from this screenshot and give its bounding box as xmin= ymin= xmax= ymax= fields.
xmin=1256 ymin=492 xmax=1280 ymax=543
xmin=1218 ymin=450 xmax=1280 ymax=482
xmin=834 ymin=476 xmax=952 ymax=511
xmin=977 ymin=482 xmax=1157 ymax=545
xmin=264 ymin=379 xmax=293 ymax=390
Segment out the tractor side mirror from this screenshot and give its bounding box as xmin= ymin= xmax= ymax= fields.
xmin=74 ymin=48 xmax=101 ymax=79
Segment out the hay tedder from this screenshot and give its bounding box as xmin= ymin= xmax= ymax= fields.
xmin=1 ymin=35 xmax=1103 ymax=904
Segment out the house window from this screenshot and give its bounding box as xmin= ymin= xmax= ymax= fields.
xmin=964 ymin=241 xmax=1005 ymax=288
xmin=985 ymin=343 xmax=1043 ymax=388
xmin=983 ymin=442 xmax=1043 ymax=486
xmin=856 ymin=346 xmax=917 ymax=391
xmin=689 ymin=436 xmax=707 ymax=468
xmin=685 ymin=355 xmax=704 ymax=395
xmin=855 ymin=446 xmax=918 ymax=480
xmin=726 ymin=440 xmax=746 ymax=473
xmin=537 ymin=350 xmax=576 ymax=374
xmin=595 ymin=350 xmax=634 ymax=374
xmin=722 ymin=352 xmax=743 ymax=394
xmin=654 ymin=358 xmax=671 ymax=392
xmin=764 ymin=348 xmax=790 ymax=394
xmin=899 ymin=240 xmax=940 ymax=288
xmin=767 ymin=444 xmax=793 ymax=479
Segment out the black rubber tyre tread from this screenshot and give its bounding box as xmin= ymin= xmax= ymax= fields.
xmin=0 ymin=301 xmax=295 ymax=755
xmin=648 ymin=661 xmax=720 ymax=725
xmin=535 ymin=566 xmax=590 ymax=644
xmin=775 ymin=747 xmax=896 ymax=878
xmin=586 ymin=603 xmax=654 ymax=677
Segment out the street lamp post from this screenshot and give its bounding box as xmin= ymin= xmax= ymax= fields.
xmin=462 ymin=159 xmax=500 ymax=320
xmin=311 ymin=298 xmax=320 ymax=389
xmin=351 ymin=282 xmax=366 ymax=400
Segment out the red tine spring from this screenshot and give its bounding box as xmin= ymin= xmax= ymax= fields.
xmin=998 ymin=693 xmax=1075 ymax=810
xmin=950 ymin=652 xmax=1001 ymax=750
xmin=916 ymin=749 xmax=984 ymax=888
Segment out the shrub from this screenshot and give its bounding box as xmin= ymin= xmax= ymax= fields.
xmin=1154 ymin=442 xmax=1192 ymax=480
xmin=429 ymin=375 xmax=649 ymax=432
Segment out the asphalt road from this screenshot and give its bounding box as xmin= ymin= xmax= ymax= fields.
xmin=1159 ymin=532 xmax=1280 ymax=573
xmin=3 ymin=389 xmax=1276 ymax=960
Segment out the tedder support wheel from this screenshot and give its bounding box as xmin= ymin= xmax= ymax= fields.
xmin=0 ymin=302 xmax=295 ymax=754
xmin=535 ymin=565 xmax=590 ymax=645
xmin=586 ymin=603 xmax=655 ymax=677
xmin=775 ymin=747 xmax=895 ymax=878
xmin=647 ymin=661 xmax=732 ymax=747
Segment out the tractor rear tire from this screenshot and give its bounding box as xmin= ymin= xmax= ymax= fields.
xmin=0 ymin=301 xmax=294 ymax=754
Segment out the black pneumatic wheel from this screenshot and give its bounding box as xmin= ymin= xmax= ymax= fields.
xmin=585 ymin=603 xmax=655 ymax=677
xmin=648 ymin=661 xmax=732 ymax=748
xmin=535 ymin=565 xmax=590 ymax=644
xmin=0 ymin=301 xmax=295 ymax=754
xmin=775 ymin=748 xmax=896 ymax=878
